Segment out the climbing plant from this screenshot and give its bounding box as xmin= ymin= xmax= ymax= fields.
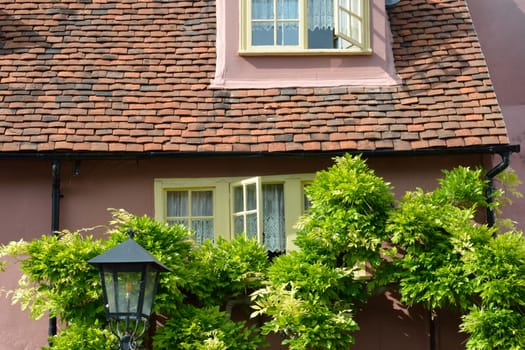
xmin=250 ymin=155 xmax=524 ymax=349
xmin=0 ymin=154 xmax=523 ymax=349
xmin=0 ymin=210 xmax=267 ymax=350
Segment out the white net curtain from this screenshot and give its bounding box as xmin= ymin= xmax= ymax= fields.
xmin=262 ymin=184 xmax=285 ymax=253
xmin=251 ymin=0 xmax=334 ymax=30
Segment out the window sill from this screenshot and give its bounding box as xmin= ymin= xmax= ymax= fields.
xmin=238 ymin=48 xmax=373 ymax=56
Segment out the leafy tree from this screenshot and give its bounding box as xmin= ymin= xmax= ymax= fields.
xmin=252 ymin=156 xmax=524 ymax=349
xmin=252 ymin=155 xmax=394 ymax=349
xmin=460 ymin=232 xmax=525 ymax=349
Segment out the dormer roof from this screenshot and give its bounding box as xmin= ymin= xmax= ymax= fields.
xmin=0 ymin=0 xmax=510 ymax=155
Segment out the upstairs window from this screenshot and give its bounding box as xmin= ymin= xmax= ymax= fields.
xmin=240 ymin=0 xmax=371 ymax=55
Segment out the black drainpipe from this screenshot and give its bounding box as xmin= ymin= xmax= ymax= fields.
xmin=49 ymin=160 xmax=60 ymax=343
xmin=485 ymin=151 xmax=512 ymax=227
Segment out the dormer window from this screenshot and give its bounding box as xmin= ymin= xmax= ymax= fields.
xmin=240 ymin=0 xmax=371 ymax=55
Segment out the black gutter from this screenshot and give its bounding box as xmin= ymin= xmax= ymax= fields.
xmin=485 ymin=150 xmax=513 ymax=227
xmin=0 ymin=144 xmax=519 ymax=161
xmin=49 ymin=160 xmax=60 ymax=343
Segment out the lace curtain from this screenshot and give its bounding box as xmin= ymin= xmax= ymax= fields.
xmin=262 ymin=184 xmax=285 ymax=252
xmin=252 ymin=0 xmax=334 ymax=30
xmin=167 ymin=190 xmax=214 ymax=244
xmin=167 ymin=185 xmax=286 ymax=252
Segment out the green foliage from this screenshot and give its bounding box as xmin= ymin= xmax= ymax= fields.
xmin=460 ymin=232 xmax=525 ymax=349
xmin=493 ymin=168 xmax=523 ymax=231
xmin=267 ymin=251 xmax=360 ymax=303
xmin=461 ymin=306 xmax=525 ymax=350
xmin=250 ymin=155 xmax=392 ymax=348
xmin=255 ymin=252 xmax=361 ymax=349
xmin=296 ymin=154 xmax=394 ymax=270
xmin=388 ymin=192 xmax=477 ymax=310
xmin=0 ymin=230 xmax=106 ymax=322
xmin=386 ymin=167 xmax=500 ymax=311
xmin=435 ymin=167 xmax=488 ymax=208
xmin=463 ymin=232 xmax=525 ymax=308
xmin=43 ymin=321 xmax=116 ymax=350
xmin=186 ymin=235 xmax=269 ymax=306
xmin=155 ymin=305 xmax=266 ymax=350
xmin=0 ymin=210 xmax=268 ymax=349
xmin=252 ymin=283 xmax=358 ymax=350
xmin=1 ymin=156 xmax=524 ymax=350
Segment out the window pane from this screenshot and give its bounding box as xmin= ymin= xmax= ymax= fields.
xmin=252 ymin=0 xmax=274 ymax=19
xmin=277 ymin=0 xmax=298 ymax=19
xmin=304 ymin=193 xmax=312 ymax=211
xmin=308 ymin=0 xmax=334 ymax=30
xmin=308 ymin=27 xmax=333 ymax=48
xmin=252 ymin=22 xmax=275 ymax=45
xmin=191 ymin=190 xmax=213 ymax=216
xmin=262 ymin=184 xmax=285 ymax=252
xmin=234 ymin=215 xmax=244 ymax=235
xmin=336 ymin=0 xmax=363 ymax=46
xmin=307 ymin=0 xmax=335 ymax=48
xmin=246 ymin=183 xmax=257 ymax=211
xmin=192 ymin=219 xmax=214 ymax=243
xmin=277 ymin=22 xmax=299 ymax=45
xmin=351 ymin=0 xmax=361 ymax=16
xmin=233 ymin=186 xmax=244 ymax=212
xmin=246 ymin=213 xmax=258 ymax=239
xmin=167 ymin=191 xmax=188 ymax=217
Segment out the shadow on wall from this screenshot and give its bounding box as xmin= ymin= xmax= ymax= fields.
xmin=353 ymin=291 xmax=467 ymax=350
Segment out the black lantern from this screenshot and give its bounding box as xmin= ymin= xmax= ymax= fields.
xmin=88 ymin=232 xmax=170 ymax=350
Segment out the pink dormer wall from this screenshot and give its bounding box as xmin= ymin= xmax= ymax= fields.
xmin=212 ymin=0 xmax=400 ymax=88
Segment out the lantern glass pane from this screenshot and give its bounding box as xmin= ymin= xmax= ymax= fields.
xmin=142 ymin=270 xmax=159 ymax=317
xmin=103 ymin=271 xmax=142 ymax=319
xmin=103 ymin=271 xmax=116 ymax=314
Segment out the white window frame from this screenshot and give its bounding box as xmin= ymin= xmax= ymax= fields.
xmin=239 ymin=0 xmax=371 ymax=55
xmin=154 ymin=174 xmax=315 ymax=251
xmin=230 ymin=176 xmax=263 ymax=242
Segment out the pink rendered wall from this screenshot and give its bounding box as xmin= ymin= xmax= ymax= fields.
xmin=0 ymin=161 xmax=50 ymax=350
xmin=0 ymin=154 xmax=486 ymax=349
xmin=212 ymin=0 xmax=400 ymax=88
xmin=467 ymin=0 xmax=525 ymax=230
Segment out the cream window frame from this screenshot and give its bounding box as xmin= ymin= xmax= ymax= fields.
xmin=164 ymin=188 xmax=215 ymax=240
xmin=154 ymin=174 xmax=315 ymax=251
xmin=239 ymin=0 xmax=371 ymax=55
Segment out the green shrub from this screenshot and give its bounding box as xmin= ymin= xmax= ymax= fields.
xmin=186 ymin=235 xmax=269 ymax=306
xmin=43 ymin=321 xmax=115 ymax=350
xmin=155 ymin=305 xmax=266 ymax=350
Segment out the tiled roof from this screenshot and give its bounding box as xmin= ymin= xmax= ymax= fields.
xmin=0 ymin=0 xmax=509 ymax=154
